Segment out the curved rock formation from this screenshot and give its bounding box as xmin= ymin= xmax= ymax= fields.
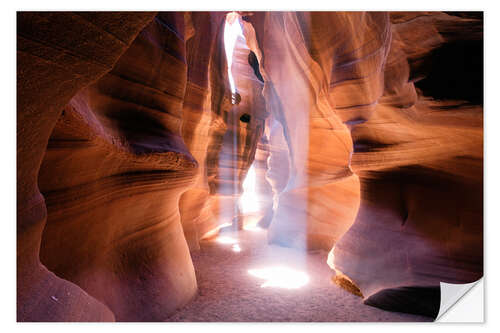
xmin=241 ymin=11 xmax=482 ymax=317
xmin=20 ymin=11 xmax=269 ymax=321
xmin=17 ymin=11 xmax=483 ymax=321
xmin=178 ymin=12 xmax=225 ymax=250
xmin=36 ymin=13 xmax=204 ymax=321
xmin=17 ymin=11 xmax=156 ymax=321
xmin=243 ymin=12 xmax=390 ymax=250
xmin=206 ymin=31 xmax=268 ymax=230
xmin=332 ymin=12 xmax=483 ymax=317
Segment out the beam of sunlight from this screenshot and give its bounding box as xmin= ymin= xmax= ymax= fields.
xmin=200 ymin=222 xmax=233 ymax=240
xmin=240 ymin=163 xmax=260 ymax=214
xmin=248 ymin=266 xmax=310 ymax=289
xmin=215 ymin=236 xmax=242 ymax=253
xmin=243 ymin=224 xmax=263 ymax=232
xmin=327 ymin=245 xmax=336 ymax=270
xmin=224 ymin=12 xmax=244 ymax=94
xmin=215 ymin=236 xmax=238 ymax=245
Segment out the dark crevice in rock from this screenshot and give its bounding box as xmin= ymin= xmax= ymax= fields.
xmin=239 ymin=113 xmax=251 ymax=123
xmin=415 ymin=40 xmax=483 ymax=104
xmin=247 ymin=51 xmax=264 ymax=83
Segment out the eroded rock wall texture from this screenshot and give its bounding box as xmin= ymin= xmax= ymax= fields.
xmin=243 ymin=11 xmax=482 ymax=317
xmin=37 ymin=13 xmax=206 ymax=321
xmin=243 ymin=12 xmax=387 ymax=250
xmin=19 ymin=10 xmax=267 ymax=322
xmin=17 ymin=12 xmax=156 ymax=321
xmin=17 ymin=11 xmax=483 ymax=321
xmin=335 ymin=12 xmax=483 ymax=317
xmin=206 ymin=34 xmax=268 ymax=230
xmin=178 ymin=12 xmax=225 ymax=250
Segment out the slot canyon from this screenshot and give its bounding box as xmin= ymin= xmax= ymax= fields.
xmin=17 ymin=11 xmax=483 ymax=322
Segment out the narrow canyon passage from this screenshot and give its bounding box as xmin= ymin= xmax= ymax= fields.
xmin=16 ymin=12 xmax=483 ymax=322
xmin=168 ymin=218 xmax=431 ymax=322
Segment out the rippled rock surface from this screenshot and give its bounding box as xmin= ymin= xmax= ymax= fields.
xmin=17 ymin=11 xmax=483 ymax=321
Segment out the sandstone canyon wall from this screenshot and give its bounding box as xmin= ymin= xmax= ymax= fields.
xmin=242 ymin=12 xmax=390 ymax=251
xmin=241 ymin=11 xmax=482 ymax=317
xmin=17 ymin=11 xmax=483 ymax=321
xmin=17 ymin=12 xmax=156 ymax=321
xmin=335 ymin=12 xmax=483 ymax=317
xmin=37 ymin=13 xmax=205 ymax=321
xmin=19 ymin=11 xmax=268 ymax=321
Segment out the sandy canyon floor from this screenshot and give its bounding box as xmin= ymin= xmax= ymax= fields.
xmin=168 ymin=219 xmax=432 ymax=322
